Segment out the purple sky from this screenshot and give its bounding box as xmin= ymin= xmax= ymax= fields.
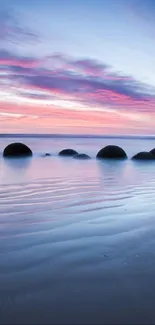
xmin=1 ymin=0 xmax=155 ymax=135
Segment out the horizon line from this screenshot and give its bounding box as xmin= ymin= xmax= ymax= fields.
xmin=1 ymin=133 xmax=155 ymax=139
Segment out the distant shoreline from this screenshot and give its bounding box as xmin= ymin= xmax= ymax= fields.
xmin=0 ymin=134 xmax=155 ymax=140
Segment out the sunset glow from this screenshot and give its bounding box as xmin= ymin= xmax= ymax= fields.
xmin=1 ymin=0 xmax=155 ymax=135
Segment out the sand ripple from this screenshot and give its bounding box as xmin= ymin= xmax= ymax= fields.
xmin=1 ymin=159 xmax=155 ymax=324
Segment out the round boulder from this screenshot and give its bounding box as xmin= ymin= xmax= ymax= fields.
xmin=59 ymin=149 xmax=78 ymax=157
xmin=150 ymin=148 xmax=155 ymax=157
xmin=44 ymin=153 xmax=51 ymax=157
xmin=132 ymin=151 xmax=155 ymax=160
xmin=3 ymin=143 xmax=32 ymax=157
xmin=73 ymin=153 xmax=90 ymax=160
xmin=96 ymin=145 xmax=127 ymax=159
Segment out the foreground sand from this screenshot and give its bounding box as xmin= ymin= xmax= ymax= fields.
xmin=1 ymin=136 xmax=155 ymax=324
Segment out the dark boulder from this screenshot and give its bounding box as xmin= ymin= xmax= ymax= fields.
xmin=96 ymin=145 xmax=127 ymax=159
xmin=3 ymin=143 xmax=32 ymax=157
xmin=44 ymin=153 xmax=51 ymax=157
xmin=150 ymin=148 xmax=155 ymax=157
xmin=59 ymin=149 xmax=78 ymax=157
xmin=132 ymin=151 xmax=155 ymax=160
xmin=73 ymin=153 xmax=90 ymax=160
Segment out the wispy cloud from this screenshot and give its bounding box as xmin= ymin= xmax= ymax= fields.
xmin=0 ymin=9 xmax=39 ymax=45
xmin=1 ymin=49 xmax=154 ymax=112
xmin=0 ymin=50 xmax=40 ymax=68
xmin=1 ymin=47 xmax=155 ymax=134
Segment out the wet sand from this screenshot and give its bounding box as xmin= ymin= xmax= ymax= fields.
xmin=1 ymin=136 xmax=155 ymax=324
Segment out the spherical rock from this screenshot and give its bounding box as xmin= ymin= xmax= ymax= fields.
xmin=96 ymin=145 xmax=127 ymax=159
xmin=59 ymin=149 xmax=78 ymax=157
xmin=73 ymin=153 xmax=90 ymax=160
xmin=132 ymin=151 xmax=155 ymax=160
xmin=3 ymin=143 xmax=32 ymax=157
xmin=150 ymin=148 xmax=155 ymax=157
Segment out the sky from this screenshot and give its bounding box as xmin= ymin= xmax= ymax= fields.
xmin=0 ymin=0 xmax=155 ymax=135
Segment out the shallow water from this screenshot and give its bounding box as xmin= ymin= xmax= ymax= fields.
xmin=1 ymin=136 xmax=155 ymax=324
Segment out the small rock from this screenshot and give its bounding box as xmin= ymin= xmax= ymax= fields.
xmin=132 ymin=152 xmax=155 ymax=160
xmin=73 ymin=153 xmax=91 ymax=160
xmin=58 ymin=149 xmax=78 ymax=157
xmin=150 ymin=148 xmax=155 ymax=157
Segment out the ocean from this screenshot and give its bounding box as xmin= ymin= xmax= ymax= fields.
xmin=1 ymin=135 xmax=155 ymax=324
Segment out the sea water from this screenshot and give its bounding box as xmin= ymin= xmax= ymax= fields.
xmin=0 ymin=135 xmax=155 ymax=324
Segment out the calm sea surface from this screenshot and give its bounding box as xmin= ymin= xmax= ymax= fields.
xmin=1 ymin=136 xmax=155 ymax=324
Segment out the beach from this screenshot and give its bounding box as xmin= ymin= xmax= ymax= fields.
xmin=1 ymin=135 xmax=155 ymax=324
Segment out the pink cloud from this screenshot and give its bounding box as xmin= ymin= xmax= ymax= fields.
xmin=1 ymin=50 xmax=155 ymax=134
xmin=0 ymin=50 xmax=40 ymax=68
